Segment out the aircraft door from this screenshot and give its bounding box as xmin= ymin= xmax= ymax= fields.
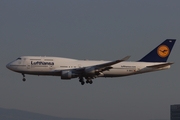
xmin=23 ymin=58 xmax=31 ymax=69
xmin=26 ymin=59 xmax=31 ymax=69
xmin=78 ymin=64 xmax=82 ymax=68
xmin=136 ymin=66 xmax=141 ymax=71
xmin=49 ymin=65 xmax=54 ymax=70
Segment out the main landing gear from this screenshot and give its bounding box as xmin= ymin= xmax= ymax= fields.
xmin=79 ymin=77 xmax=93 ymax=85
xmin=22 ymin=73 xmax=26 ymax=82
xmin=86 ymin=78 xmax=93 ymax=84
xmin=79 ymin=77 xmax=85 ymax=85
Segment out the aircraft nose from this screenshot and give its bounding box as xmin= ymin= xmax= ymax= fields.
xmin=6 ymin=63 xmax=11 ymax=69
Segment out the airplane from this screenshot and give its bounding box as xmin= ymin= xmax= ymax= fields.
xmin=6 ymin=39 xmax=176 ymax=85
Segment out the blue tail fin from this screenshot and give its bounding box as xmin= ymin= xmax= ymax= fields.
xmin=138 ymin=39 xmax=176 ymax=62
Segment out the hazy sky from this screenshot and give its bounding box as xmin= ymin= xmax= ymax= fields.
xmin=1 ymin=0 xmax=180 ymax=120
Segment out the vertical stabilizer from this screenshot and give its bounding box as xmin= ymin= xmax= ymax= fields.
xmin=138 ymin=39 xmax=176 ymax=62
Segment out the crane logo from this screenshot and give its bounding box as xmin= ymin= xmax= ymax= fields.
xmin=157 ymin=45 xmax=170 ymax=58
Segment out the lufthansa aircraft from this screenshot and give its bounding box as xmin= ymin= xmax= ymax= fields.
xmin=6 ymin=39 xmax=176 ymax=85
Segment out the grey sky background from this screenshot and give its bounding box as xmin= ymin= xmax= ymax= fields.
xmin=1 ymin=0 xmax=180 ymax=120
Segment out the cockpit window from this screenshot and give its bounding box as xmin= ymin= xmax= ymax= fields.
xmin=16 ymin=58 xmax=22 ymax=60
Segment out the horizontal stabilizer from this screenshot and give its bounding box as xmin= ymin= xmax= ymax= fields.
xmin=147 ymin=62 xmax=174 ymax=68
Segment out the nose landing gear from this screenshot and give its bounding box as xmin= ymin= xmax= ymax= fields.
xmin=22 ymin=74 xmax=26 ymax=82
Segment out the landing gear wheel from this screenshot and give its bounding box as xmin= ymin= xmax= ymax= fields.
xmin=22 ymin=78 xmax=26 ymax=82
xmin=79 ymin=77 xmax=85 ymax=85
xmin=86 ymin=78 xmax=93 ymax=84
xmin=81 ymin=82 xmax=85 ymax=85
xmin=89 ymin=81 xmax=93 ymax=84
xmin=22 ymin=74 xmax=26 ymax=82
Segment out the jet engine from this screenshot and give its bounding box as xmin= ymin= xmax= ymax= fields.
xmin=61 ymin=71 xmax=73 ymax=79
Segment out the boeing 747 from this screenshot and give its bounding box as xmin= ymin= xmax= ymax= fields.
xmin=6 ymin=39 xmax=176 ymax=85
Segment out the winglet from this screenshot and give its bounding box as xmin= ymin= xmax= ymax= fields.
xmin=121 ymin=56 xmax=131 ymax=61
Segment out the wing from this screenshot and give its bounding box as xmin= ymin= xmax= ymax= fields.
xmin=53 ymin=56 xmax=130 ymax=77
xmin=74 ymin=56 xmax=131 ymax=76
xmin=95 ymin=56 xmax=130 ymax=68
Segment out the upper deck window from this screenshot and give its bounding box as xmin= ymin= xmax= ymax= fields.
xmin=44 ymin=59 xmax=53 ymax=61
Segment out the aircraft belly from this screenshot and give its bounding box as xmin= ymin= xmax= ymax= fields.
xmin=17 ymin=70 xmax=60 ymax=76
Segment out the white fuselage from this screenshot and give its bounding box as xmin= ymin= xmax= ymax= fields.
xmin=6 ymin=56 xmax=170 ymax=78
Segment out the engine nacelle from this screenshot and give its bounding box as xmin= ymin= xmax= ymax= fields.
xmin=61 ymin=71 xmax=72 ymax=79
